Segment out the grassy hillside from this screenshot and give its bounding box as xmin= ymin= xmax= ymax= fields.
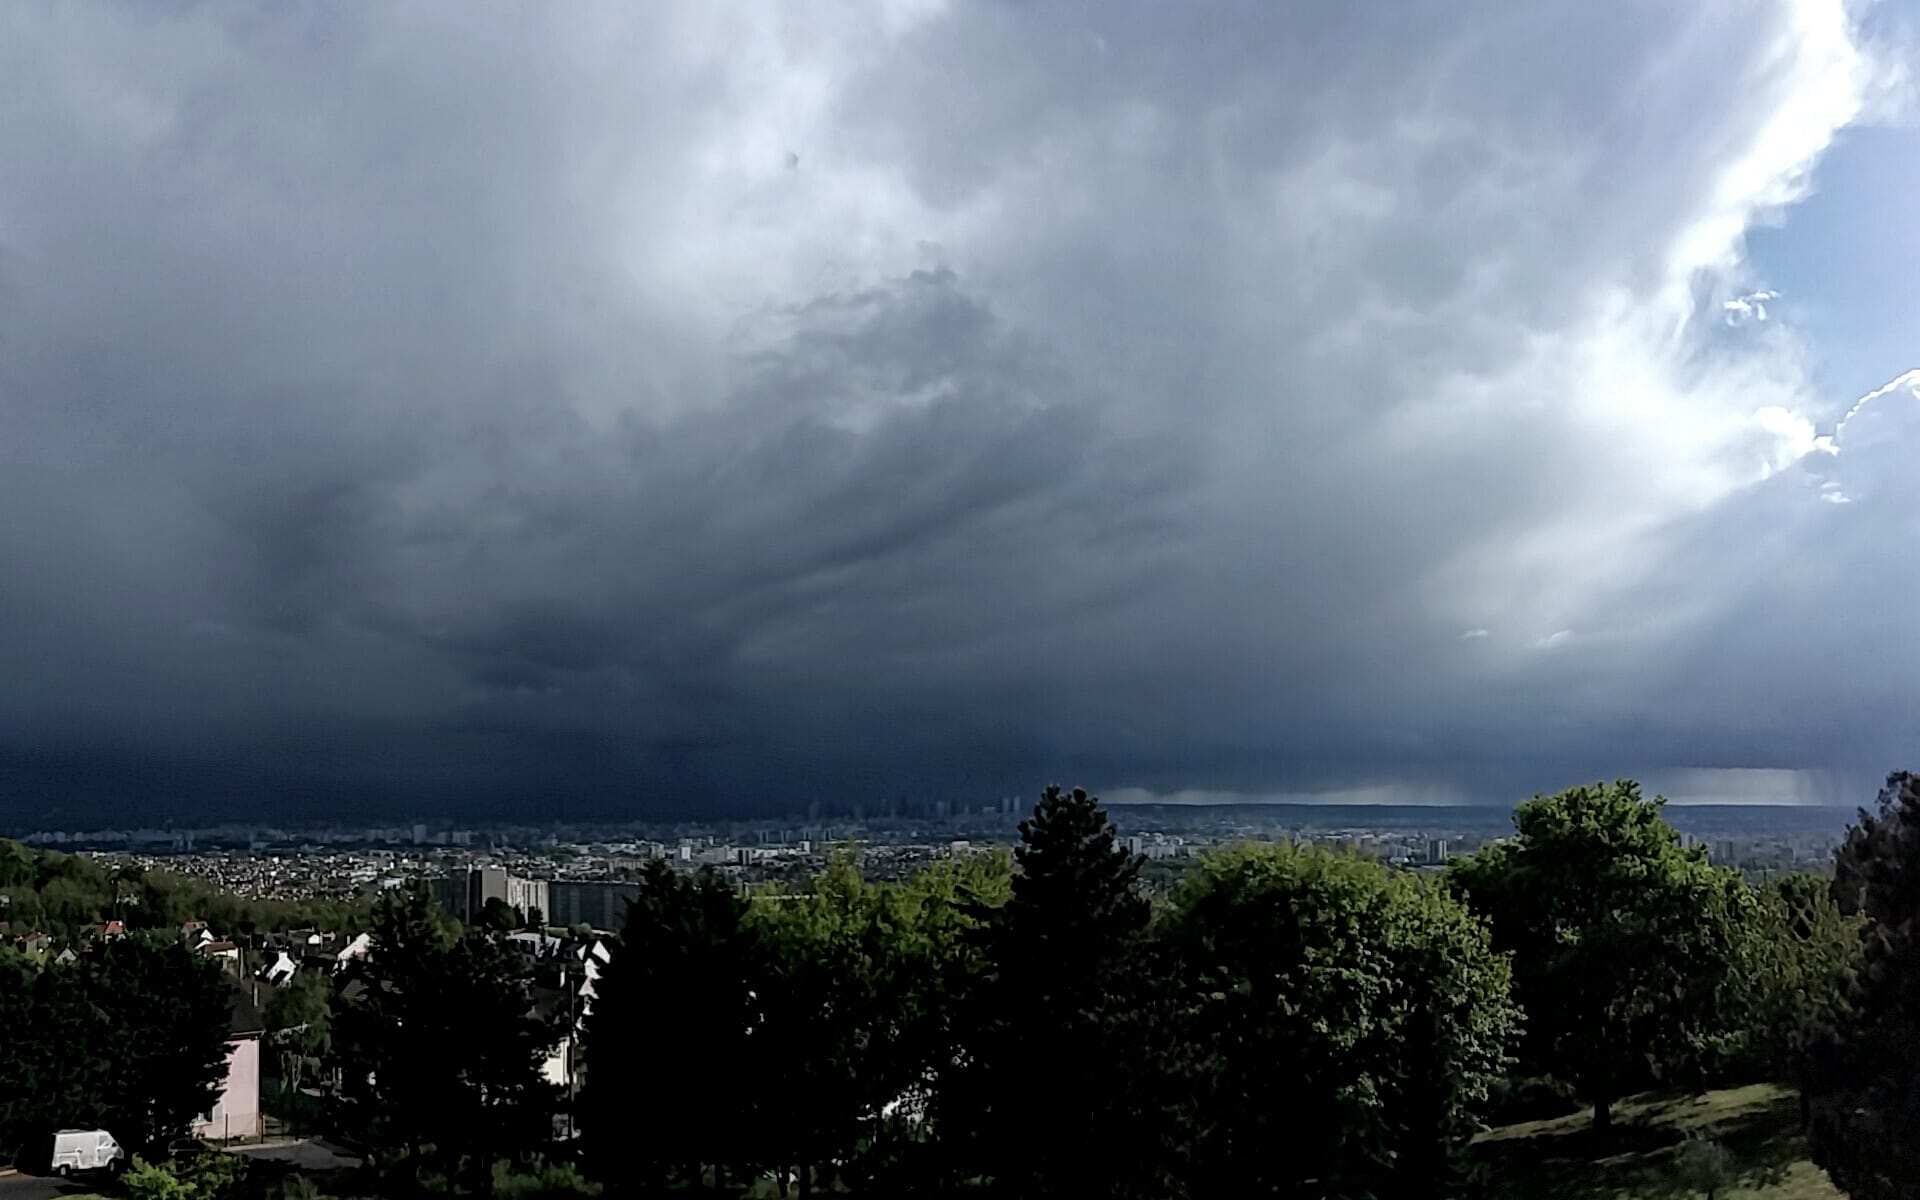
xmin=1474 ymin=1084 xmax=1842 ymax=1199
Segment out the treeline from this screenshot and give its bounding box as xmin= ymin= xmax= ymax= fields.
xmin=570 ymin=782 xmax=1860 ymax=1197
xmin=0 ymin=840 xmax=371 ymax=941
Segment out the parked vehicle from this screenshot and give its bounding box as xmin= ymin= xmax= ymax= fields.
xmin=50 ymin=1129 xmax=125 ymax=1176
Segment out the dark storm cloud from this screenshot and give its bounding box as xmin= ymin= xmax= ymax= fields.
xmin=0 ymin=1 xmax=1908 ymax=821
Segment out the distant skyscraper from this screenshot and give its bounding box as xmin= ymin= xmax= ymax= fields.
xmin=1426 ymin=839 xmax=1449 ymax=864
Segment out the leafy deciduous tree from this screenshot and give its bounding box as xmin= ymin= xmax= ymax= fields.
xmin=1450 ymin=781 xmax=1749 ymax=1130
xmin=1165 ymin=842 xmax=1518 ymax=1199
xmin=265 ymin=968 xmax=333 ymax=1097
xmin=1728 ymin=872 xmax=1857 ymax=1105
xmin=746 ymin=849 xmax=1013 ymax=1197
xmin=0 ymin=938 xmax=232 ymax=1155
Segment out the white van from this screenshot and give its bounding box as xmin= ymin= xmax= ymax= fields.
xmin=50 ymin=1129 xmax=125 ymax=1175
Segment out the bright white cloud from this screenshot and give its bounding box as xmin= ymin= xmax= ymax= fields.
xmin=1724 ymin=289 xmax=1782 ymax=324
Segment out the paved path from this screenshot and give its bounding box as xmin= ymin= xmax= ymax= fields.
xmin=224 ymin=1138 xmax=361 ymax=1172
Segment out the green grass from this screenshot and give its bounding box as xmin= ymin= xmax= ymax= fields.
xmin=1473 ymin=1084 xmax=1843 ymax=1199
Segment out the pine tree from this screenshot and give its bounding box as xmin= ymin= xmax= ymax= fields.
xmin=941 ymin=786 xmax=1158 ymax=1198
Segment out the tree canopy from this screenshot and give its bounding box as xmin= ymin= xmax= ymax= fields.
xmin=1449 ymin=781 xmax=1749 ymax=1129
xmin=1165 ymin=842 xmax=1518 ymax=1199
xmin=329 ymin=885 xmax=560 ymax=1177
xmin=1730 ymin=873 xmax=1857 ymax=1095
xmin=0 ymin=936 xmax=233 ymax=1157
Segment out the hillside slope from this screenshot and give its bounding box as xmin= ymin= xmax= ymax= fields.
xmin=1474 ymin=1084 xmax=1842 ymax=1199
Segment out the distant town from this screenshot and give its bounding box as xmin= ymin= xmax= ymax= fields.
xmin=2 ymin=800 xmax=1856 ymax=929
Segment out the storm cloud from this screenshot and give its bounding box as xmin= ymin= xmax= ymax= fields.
xmin=0 ymin=1 xmax=1911 ymax=821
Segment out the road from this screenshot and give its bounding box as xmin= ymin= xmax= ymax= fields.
xmin=0 ymin=1138 xmax=358 ymax=1199
xmin=225 ymin=1138 xmax=360 ymax=1172
xmin=0 ymin=1171 xmax=97 ymax=1200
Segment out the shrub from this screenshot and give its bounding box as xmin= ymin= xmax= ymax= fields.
xmin=123 ymin=1153 xmax=248 ymax=1200
xmin=1672 ymin=1137 xmax=1735 ymax=1199
xmin=488 ymin=1158 xmax=601 ymax=1199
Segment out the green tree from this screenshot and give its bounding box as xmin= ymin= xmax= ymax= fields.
xmin=330 ymin=886 xmax=560 ymax=1176
xmin=578 ymin=863 xmax=762 ymax=1192
xmin=0 ymin=946 xmax=42 ymax=1161
xmin=1729 ymin=873 xmax=1857 ymax=1105
xmin=939 ymin=786 xmax=1161 ymax=1198
xmin=0 ymin=838 xmax=32 ymax=888
xmin=1806 ymin=771 xmax=1920 ymax=1198
xmin=90 ymin=939 xmax=238 ymax=1148
xmin=744 ymin=849 xmax=1012 ymax=1196
xmin=0 ymin=937 xmax=231 ymax=1154
xmin=749 ymin=856 xmax=899 ymax=1196
xmin=479 ymin=897 xmax=525 ymax=932
xmin=265 ymin=969 xmax=333 ymax=1097
xmin=1450 ymin=781 xmax=1749 ymax=1130
xmin=122 ymin=1151 xmax=248 ymax=1200
xmin=1164 ymin=842 xmax=1518 ymax=1199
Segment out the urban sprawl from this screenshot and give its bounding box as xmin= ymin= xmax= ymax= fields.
xmin=8 ymin=800 xmax=1852 ymax=931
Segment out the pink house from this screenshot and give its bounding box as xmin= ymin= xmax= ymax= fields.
xmin=194 ymin=984 xmax=265 ymax=1141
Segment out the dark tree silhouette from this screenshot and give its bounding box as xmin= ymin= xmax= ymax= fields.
xmin=578 ymin=862 xmax=763 ymax=1192
xmin=940 ymin=786 xmax=1163 ymax=1198
xmin=0 ymin=938 xmax=231 ymax=1156
xmin=330 ymin=886 xmax=560 ymax=1177
xmin=1806 ymin=771 xmax=1920 ymax=1199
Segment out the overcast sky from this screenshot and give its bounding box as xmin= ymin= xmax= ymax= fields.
xmin=2 ymin=1 xmax=1917 ymax=823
